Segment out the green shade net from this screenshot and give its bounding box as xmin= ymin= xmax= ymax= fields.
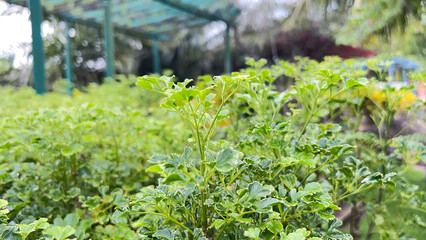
xmin=6 ymin=0 xmax=240 ymax=40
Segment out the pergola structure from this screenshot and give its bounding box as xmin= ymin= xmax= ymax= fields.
xmin=5 ymin=0 xmax=240 ymax=94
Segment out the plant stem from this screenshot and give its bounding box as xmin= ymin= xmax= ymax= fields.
xmin=367 ymin=108 xmax=392 ymax=240
xmin=283 ymin=209 xmax=316 ymax=222
xmin=106 ymin=117 xmax=120 ymax=166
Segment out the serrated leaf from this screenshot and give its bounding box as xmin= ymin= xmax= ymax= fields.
xmin=153 ymin=229 xmax=174 ymax=240
xmin=248 ymin=181 xmax=272 ymax=200
xmin=0 ymin=200 xmax=9 ymax=217
xmin=289 ymin=189 xmax=308 ymax=202
xmin=283 ymin=228 xmax=309 ymax=240
xmin=49 ymin=189 xmax=63 ymax=201
xmin=215 ymin=148 xmax=242 ymax=173
xmin=162 ymin=173 xmax=183 ymax=184
xmin=267 ymin=220 xmax=283 ymax=234
xmin=304 ymin=182 xmax=322 ymax=194
xmin=66 ymin=187 xmax=80 ymax=199
xmin=0 ymin=226 xmax=21 ymax=240
xmin=278 ymin=185 xmax=287 ymax=198
xmin=244 ymin=228 xmax=260 ymax=239
xmin=258 ymin=198 xmax=280 ymax=210
xmin=281 ymin=174 xmax=297 ymax=189
xmin=18 ymin=218 xmax=49 ymax=239
xmin=44 ymin=226 xmax=75 ymax=240
xmin=210 ymin=219 xmax=225 ymax=229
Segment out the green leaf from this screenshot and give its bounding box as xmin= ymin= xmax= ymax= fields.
xmin=44 ymin=226 xmax=75 ymax=240
xmin=244 ymin=228 xmax=261 ymax=239
xmin=215 ymin=148 xmax=242 ymax=173
xmin=329 ymin=74 xmax=342 ymax=83
xmin=18 ymin=218 xmax=49 ymax=239
xmin=0 ymin=225 xmax=21 ymax=240
xmin=289 ymin=189 xmax=308 ymax=202
xmin=267 ymin=220 xmax=283 ymax=234
xmin=281 ymin=174 xmax=297 ymax=189
xmin=248 ymin=181 xmax=272 ymax=200
xmin=136 ymin=75 xmax=173 ymax=92
xmin=162 ymin=173 xmax=183 ymax=184
xmin=304 ymin=182 xmax=322 ymax=194
xmin=339 ymin=167 xmax=354 ymax=179
xmin=0 ymin=200 xmax=7 ymax=209
xmin=346 ymin=78 xmax=368 ymax=88
xmin=49 ymin=189 xmax=63 ymax=201
xmin=64 ymin=213 xmax=79 ymax=228
xmin=153 ymin=229 xmax=174 ymax=240
xmin=258 ymin=198 xmax=280 ymax=210
xmin=146 ymin=165 xmax=163 ymax=173
xmin=278 ymin=185 xmax=287 ymax=198
xmin=172 ymin=88 xmax=199 ymax=102
xmin=66 ymin=187 xmax=80 ymax=199
xmin=135 ymin=79 xmax=154 ymax=90
xmin=61 ymin=143 xmax=83 ymax=157
xmin=205 ymin=93 xmax=216 ymax=103
xmin=235 ymin=216 xmax=253 ymax=224
xmin=283 ymin=228 xmax=309 ymax=240
xmin=0 ymin=200 xmax=9 ymax=217
xmin=210 ymin=219 xmax=225 ymax=230
xmin=79 ymin=219 xmax=93 ymax=232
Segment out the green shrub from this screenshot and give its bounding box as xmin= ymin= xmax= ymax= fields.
xmin=0 ymin=58 xmax=424 ymax=239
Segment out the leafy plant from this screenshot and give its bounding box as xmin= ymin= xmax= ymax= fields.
xmin=1 ymin=58 xmax=424 ymax=240
xmin=113 ymin=58 xmax=402 ymax=239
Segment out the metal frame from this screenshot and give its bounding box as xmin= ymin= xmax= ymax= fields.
xmin=152 ymin=40 xmax=161 ymax=74
xmin=65 ymin=21 xmax=73 ymax=96
xmin=7 ymin=0 xmax=240 ymax=94
xmin=103 ymin=0 xmax=115 ymax=78
xmin=29 ymin=0 xmax=46 ymax=94
xmin=154 ymin=0 xmax=239 ymax=26
xmin=224 ymin=24 xmax=231 ymax=73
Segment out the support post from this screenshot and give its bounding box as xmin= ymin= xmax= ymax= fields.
xmin=29 ymin=0 xmax=46 ymax=94
xmin=152 ymin=40 xmax=161 ymax=74
xmin=224 ymin=24 xmax=231 ymax=73
xmin=103 ymin=0 xmax=115 ymax=79
xmin=65 ymin=21 xmax=74 ymax=96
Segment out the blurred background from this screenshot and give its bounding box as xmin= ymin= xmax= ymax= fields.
xmin=0 ymin=0 xmax=424 ymax=91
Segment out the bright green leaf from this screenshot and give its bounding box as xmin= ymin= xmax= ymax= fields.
xmin=44 ymin=226 xmax=75 ymax=240
xmin=244 ymin=228 xmax=261 ymax=239
xmin=146 ymin=165 xmax=163 ymax=173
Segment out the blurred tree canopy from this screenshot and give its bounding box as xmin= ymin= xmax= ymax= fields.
xmin=232 ymin=0 xmax=424 ymax=48
xmin=336 ymin=0 xmax=424 ymax=44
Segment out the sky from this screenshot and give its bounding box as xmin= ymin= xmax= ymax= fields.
xmin=0 ymin=1 xmax=53 ymax=67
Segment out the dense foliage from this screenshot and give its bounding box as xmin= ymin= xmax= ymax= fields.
xmin=0 ymin=57 xmax=424 ymax=239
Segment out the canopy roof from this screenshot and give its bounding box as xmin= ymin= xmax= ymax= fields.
xmin=6 ymin=0 xmax=241 ymax=40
